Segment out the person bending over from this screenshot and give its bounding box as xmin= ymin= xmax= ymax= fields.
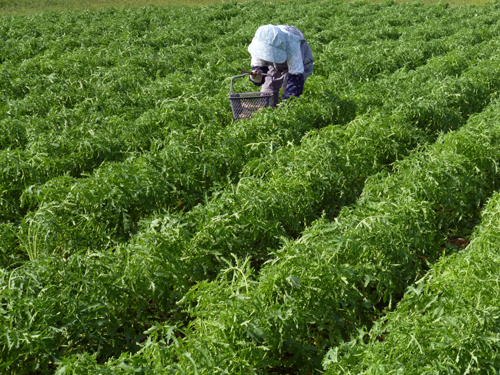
xmin=247 ymin=24 xmax=313 ymax=102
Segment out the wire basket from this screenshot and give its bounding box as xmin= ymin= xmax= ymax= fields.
xmin=228 ymin=73 xmax=274 ymax=120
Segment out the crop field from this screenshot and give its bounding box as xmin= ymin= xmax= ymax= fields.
xmin=2 ymin=0 xmax=500 ymax=373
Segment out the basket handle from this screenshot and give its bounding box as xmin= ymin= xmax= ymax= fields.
xmin=229 ymin=72 xmax=270 ymax=95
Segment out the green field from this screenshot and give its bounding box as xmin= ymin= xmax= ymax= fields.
xmin=2 ymin=0 xmax=500 ymax=373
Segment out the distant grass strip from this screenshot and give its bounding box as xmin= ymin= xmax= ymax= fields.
xmin=0 ymin=0 xmax=271 ymax=15
xmin=0 ymin=0 xmax=493 ymax=16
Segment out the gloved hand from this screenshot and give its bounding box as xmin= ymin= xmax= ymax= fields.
xmin=249 ymin=70 xmax=263 ymax=84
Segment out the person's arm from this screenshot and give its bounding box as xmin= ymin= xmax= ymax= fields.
xmin=249 ymin=55 xmax=269 ymax=86
xmin=249 ymin=65 xmax=269 ymax=86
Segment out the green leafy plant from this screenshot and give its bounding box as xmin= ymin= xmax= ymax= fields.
xmin=324 ymin=191 xmax=500 ymax=374
xmin=3 ymin=1 xmax=500 ymax=374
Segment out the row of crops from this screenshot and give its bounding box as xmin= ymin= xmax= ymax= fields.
xmin=2 ymin=0 xmax=500 ymax=373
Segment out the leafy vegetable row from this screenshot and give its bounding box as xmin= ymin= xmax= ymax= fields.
xmin=3 ymin=32 xmax=500 ymax=375
xmin=3 ymin=1 xmax=500 ymax=373
xmin=72 ymin=93 xmax=500 ymax=375
xmin=121 ymin=40 xmax=500 ymax=276
xmin=15 ymin=30 xmax=500 ymax=260
xmin=323 ymin=190 xmax=500 ymax=374
xmin=2 ymin=0 xmax=499 ymax=225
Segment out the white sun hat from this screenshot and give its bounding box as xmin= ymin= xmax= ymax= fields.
xmin=248 ymin=25 xmax=287 ymax=64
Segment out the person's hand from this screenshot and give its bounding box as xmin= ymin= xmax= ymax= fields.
xmin=249 ymin=70 xmax=263 ymax=84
